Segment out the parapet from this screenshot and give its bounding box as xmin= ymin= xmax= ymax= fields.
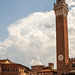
xmin=48 ymin=63 xmax=54 ymax=69
xmin=69 ymin=58 xmax=75 ymax=62
xmin=48 ymin=63 xmax=54 ymax=66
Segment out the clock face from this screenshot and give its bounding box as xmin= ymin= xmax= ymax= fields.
xmin=58 ymin=54 xmax=64 ymax=61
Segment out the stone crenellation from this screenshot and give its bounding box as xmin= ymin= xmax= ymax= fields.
xmin=69 ymin=58 xmax=75 ymax=61
xmin=69 ymin=58 xmax=75 ymax=63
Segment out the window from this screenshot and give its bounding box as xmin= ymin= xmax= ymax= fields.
xmin=7 ymin=68 xmax=9 ymax=71
xmin=16 ymin=69 xmax=18 ymax=71
xmin=36 ymin=67 xmax=37 ymax=69
xmin=39 ymin=67 xmax=41 ymax=70
xmin=32 ymin=67 xmax=34 ymax=70
xmin=2 ymin=69 xmax=5 ymax=72
xmin=72 ymin=64 xmax=75 ymax=68
xmin=10 ymin=69 xmax=12 ymax=71
xmin=13 ymin=69 xmax=15 ymax=72
xmin=59 ymin=16 xmax=60 ymax=19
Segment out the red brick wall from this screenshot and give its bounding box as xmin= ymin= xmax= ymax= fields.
xmin=38 ymin=72 xmax=53 ymax=75
xmin=56 ymin=14 xmax=69 ymax=69
xmin=69 ymin=58 xmax=75 ymax=71
xmin=31 ymin=66 xmax=44 ymax=72
xmin=2 ymin=72 xmax=18 ymax=75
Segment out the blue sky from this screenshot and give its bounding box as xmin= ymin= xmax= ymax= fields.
xmin=0 ymin=0 xmax=55 ymax=41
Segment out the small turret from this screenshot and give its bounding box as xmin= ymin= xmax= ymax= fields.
xmin=48 ymin=63 xmax=54 ymax=69
xmin=69 ymin=58 xmax=75 ymax=62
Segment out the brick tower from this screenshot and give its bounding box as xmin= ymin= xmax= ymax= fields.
xmin=54 ymin=0 xmax=69 ymax=75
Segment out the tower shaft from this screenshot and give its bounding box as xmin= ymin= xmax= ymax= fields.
xmin=54 ymin=0 xmax=69 ymax=73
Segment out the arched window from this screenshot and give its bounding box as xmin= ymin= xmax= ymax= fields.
xmin=13 ymin=69 xmax=15 ymax=72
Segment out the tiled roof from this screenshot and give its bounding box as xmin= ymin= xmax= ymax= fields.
xmin=38 ymin=69 xmax=57 ymax=72
xmin=0 ymin=59 xmax=30 ymax=70
xmin=0 ymin=59 xmax=11 ymax=63
xmin=32 ymin=65 xmax=45 ymax=67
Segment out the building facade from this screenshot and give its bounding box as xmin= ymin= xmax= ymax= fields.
xmin=30 ymin=63 xmax=57 ymax=75
xmin=30 ymin=65 xmax=45 ymax=75
xmin=38 ymin=69 xmax=57 ymax=75
xmin=0 ymin=59 xmax=30 ymax=75
xmin=54 ymin=0 xmax=75 ymax=75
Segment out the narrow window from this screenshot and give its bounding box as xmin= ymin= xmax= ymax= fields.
xmin=8 ymin=68 xmax=9 ymax=71
xmin=59 ymin=16 xmax=60 ymax=19
xmin=10 ymin=69 xmax=12 ymax=71
xmin=16 ymin=69 xmax=17 ymax=71
xmin=13 ymin=69 xmax=15 ymax=72
xmin=72 ymin=64 xmax=75 ymax=68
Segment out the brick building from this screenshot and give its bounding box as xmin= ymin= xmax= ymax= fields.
xmin=0 ymin=59 xmax=30 ymax=75
xmin=54 ymin=0 xmax=75 ymax=75
xmin=30 ymin=63 xmax=57 ymax=75
xmin=30 ymin=65 xmax=45 ymax=75
xmin=38 ymin=69 xmax=57 ymax=75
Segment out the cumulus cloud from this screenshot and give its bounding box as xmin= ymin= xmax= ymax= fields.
xmin=0 ymin=0 xmax=75 ymax=69
xmin=30 ymin=56 xmax=42 ymax=65
xmin=68 ymin=7 xmax=75 ymax=57
xmin=66 ymin=0 xmax=75 ymax=8
xmin=0 ymin=10 xmax=56 ymax=68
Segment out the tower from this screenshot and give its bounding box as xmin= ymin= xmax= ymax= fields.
xmin=54 ymin=0 xmax=69 ymax=74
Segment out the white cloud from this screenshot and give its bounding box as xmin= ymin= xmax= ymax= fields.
xmin=30 ymin=56 xmax=42 ymax=65
xmin=66 ymin=0 xmax=75 ymax=7
xmin=68 ymin=5 xmax=75 ymax=58
xmin=0 ymin=10 xmax=56 ymax=68
xmin=0 ymin=1 xmax=75 ymax=69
